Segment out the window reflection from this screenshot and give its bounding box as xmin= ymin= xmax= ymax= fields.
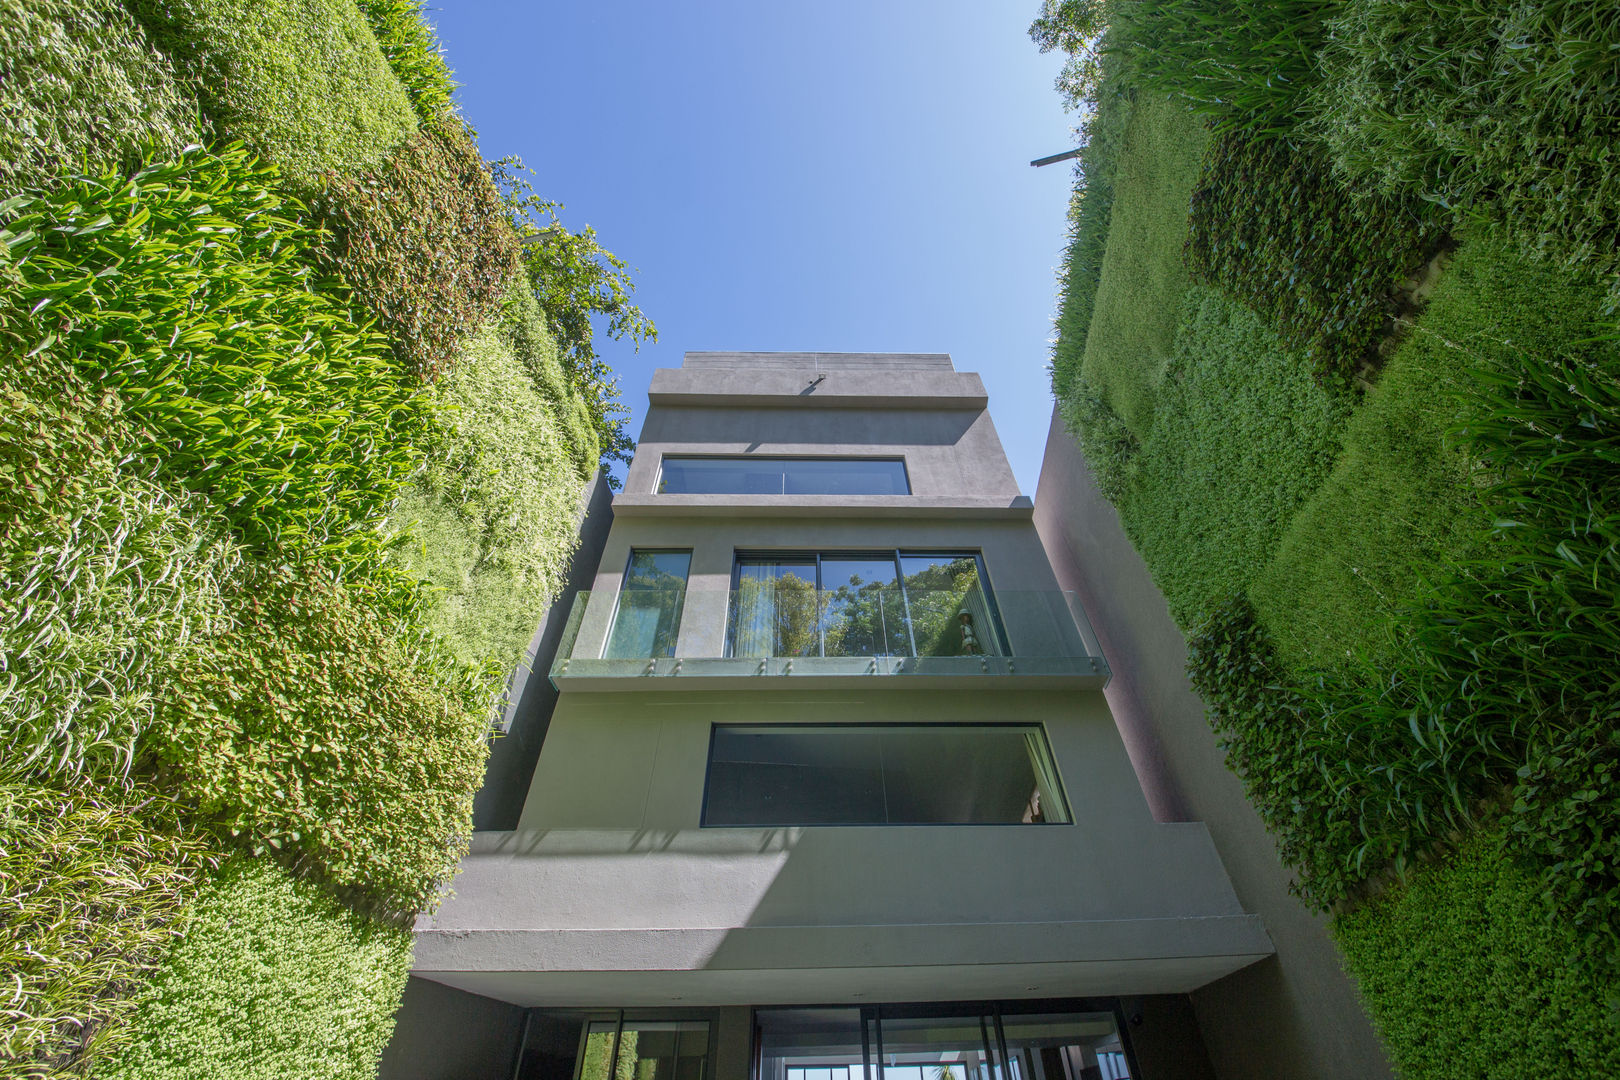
xmin=605 ymin=550 xmax=691 ymax=658
xmin=658 ymin=457 xmax=910 ymax=496
xmin=728 ymin=551 xmax=1002 ymax=659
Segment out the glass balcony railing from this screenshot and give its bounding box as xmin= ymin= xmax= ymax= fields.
xmin=548 ymin=588 xmax=1108 ymax=688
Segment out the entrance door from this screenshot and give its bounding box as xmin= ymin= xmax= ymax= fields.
xmin=756 ymin=1003 xmax=1134 ymax=1080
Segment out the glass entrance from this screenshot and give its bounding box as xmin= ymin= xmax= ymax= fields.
xmin=757 ymin=1004 xmax=1133 ymax=1080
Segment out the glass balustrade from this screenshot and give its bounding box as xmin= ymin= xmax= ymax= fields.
xmin=548 ymin=588 xmax=1108 ymax=685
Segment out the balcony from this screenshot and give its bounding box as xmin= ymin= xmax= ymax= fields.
xmin=547 ymin=588 xmax=1110 ymax=691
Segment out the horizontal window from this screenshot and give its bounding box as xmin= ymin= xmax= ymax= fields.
xmin=729 ymin=551 xmax=1005 ymax=658
xmin=658 ymin=457 xmax=909 ymax=496
xmin=703 ymin=724 xmax=1070 ymax=826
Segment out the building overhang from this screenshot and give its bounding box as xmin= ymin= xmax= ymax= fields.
xmin=411 ymin=916 xmax=1273 ymax=1008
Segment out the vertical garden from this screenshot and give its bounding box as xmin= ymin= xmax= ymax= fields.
xmin=1034 ymin=1 xmax=1620 ymax=1076
xmin=0 ymin=1 xmax=645 ymax=1076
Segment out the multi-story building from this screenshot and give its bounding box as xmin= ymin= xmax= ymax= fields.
xmin=383 ymin=352 xmax=1280 ymax=1080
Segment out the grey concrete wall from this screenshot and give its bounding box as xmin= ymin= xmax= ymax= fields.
xmin=416 ymin=687 xmax=1269 ymax=1005
xmin=379 ymin=976 xmax=524 ymax=1080
xmin=475 ymin=473 xmax=615 ymax=830
xmin=1031 ymin=408 xmax=1391 ymax=1080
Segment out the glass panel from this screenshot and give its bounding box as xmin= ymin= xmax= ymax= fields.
xmin=706 ymin=726 xmax=886 ymax=825
xmin=998 ymin=1012 xmax=1131 ymax=1080
xmin=605 ymin=551 xmax=691 ymax=658
xmin=874 ymin=1015 xmax=995 ymax=1080
xmin=899 ymin=555 xmax=1001 ymax=657
xmin=758 ymin=1009 xmax=869 ymax=1080
xmin=659 ymin=457 xmax=909 ymax=495
xmin=731 ymin=558 xmax=820 ymax=657
xmin=577 ymin=1021 xmax=710 ymax=1080
xmin=703 ymin=725 xmax=1070 ymax=826
xmin=820 ymin=556 xmax=909 ymax=657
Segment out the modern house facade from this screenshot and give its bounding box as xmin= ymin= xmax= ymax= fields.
xmin=384 ymin=353 xmax=1280 ymax=1080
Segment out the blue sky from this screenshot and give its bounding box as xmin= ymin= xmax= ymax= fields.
xmin=432 ymin=1 xmax=1076 ymax=493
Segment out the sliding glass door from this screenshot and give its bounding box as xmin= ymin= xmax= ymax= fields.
xmin=757 ymin=1005 xmax=1134 ymax=1080
xmin=728 ymin=551 xmax=1005 ymax=659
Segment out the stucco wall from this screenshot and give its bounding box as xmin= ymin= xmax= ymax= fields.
xmin=1031 ymin=407 xmax=1391 ymax=1080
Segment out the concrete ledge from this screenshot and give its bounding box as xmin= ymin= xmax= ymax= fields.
xmin=412 ymin=917 xmax=1273 ymax=1006
xmin=649 ymin=367 xmax=988 ymax=409
xmin=610 ymin=494 xmax=1034 ymax=518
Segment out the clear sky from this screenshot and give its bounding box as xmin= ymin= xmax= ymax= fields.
xmin=431 ymin=1 xmax=1076 ymax=493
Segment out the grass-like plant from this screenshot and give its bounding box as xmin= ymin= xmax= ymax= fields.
xmin=1072 ymin=91 xmax=1209 ymax=432
xmin=148 ymin=562 xmax=492 ymax=916
xmin=1335 ymin=822 xmax=1620 ymax=1079
xmin=392 ymin=322 xmax=587 ymax=674
xmin=125 ymin=0 xmax=416 ymax=186
xmin=101 ymin=857 xmax=411 ymax=1080
xmin=2 ymin=147 xmax=426 ymax=577
xmin=1120 ymin=288 xmax=1350 ymax=628
xmin=1118 ymin=0 xmax=1335 ymax=136
xmin=1185 ymin=129 xmax=1447 ymax=382
xmin=356 ymin=0 xmax=455 ymax=123
xmin=1311 ymin=0 xmax=1620 ymax=309
xmin=0 ymin=777 xmax=213 ymax=1076
xmin=312 ymin=123 xmax=521 ymax=380
xmin=0 ymin=0 xmax=200 ymax=193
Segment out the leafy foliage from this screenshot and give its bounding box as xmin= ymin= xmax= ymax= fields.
xmin=497 ymin=279 xmax=602 ymax=481
xmin=0 ymin=0 xmax=200 ymax=193
xmin=1190 ymin=303 xmax=1619 ymax=910
xmin=1028 ymin=0 xmax=1108 ymax=110
xmin=496 ymin=160 xmax=656 ymax=479
xmin=147 ymin=563 xmax=491 ymax=916
xmin=1046 ymin=34 xmax=1132 ymax=402
xmin=355 ymin=0 xmax=455 ymax=122
xmin=1335 ymin=823 xmax=1620 ymax=1080
xmin=125 ymin=0 xmax=416 ymax=185
xmin=1118 ymin=0 xmax=1332 ymax=136
xmin=102 ymin=857 xmax=411 ymax=1080
xmin=312 ymin=122 xmax=521 ymax=380
xmin=2 ymin=147 xmax=427 ymax=575
xmin=1251 ymin=234 xmax=1609 ymax=675
xmin=394 ymin=323 xmax=587 ymax=673
xmin=1185 ymin=130 xmax=1447 ymax=381
xmin=1311 ymin=0 xmax=1620 ymax=308
xmin=0 ymin=779 xmax=212 ymax=1078
xmin=1121 ymin=288 xmax=1350 ymax=627
xmin=1058 ymin=381 xmax=1138 ymax=503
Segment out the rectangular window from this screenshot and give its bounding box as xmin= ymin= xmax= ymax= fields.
xmin=658 ymin=457 xmax=910 ymax=496
xmin=702 ymin=724 xmax=1070 ymax=826
xmin=604 ymin=550 xmax=691 ymax=658
xmin=728 ymin=551 xmax=1003 ymax=659
xmin=579 ymin=1019 xmax=710 ymax=1080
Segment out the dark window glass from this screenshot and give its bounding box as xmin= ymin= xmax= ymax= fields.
xmin=578 ymin=1021 xmax=710 ymax=1080
xmin=703 ymin=724 xmax=1070 ymax=826
xmin=658 ymin=458 xmax=909 ymax=496
xmin=605 ymin=550 xmax=691 ymax=658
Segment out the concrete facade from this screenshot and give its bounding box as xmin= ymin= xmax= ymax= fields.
xmin=392 ymin=355 xmax=1277 ymax=1080
xmin=1031 ymin=407 xmax=1394 ymax=1080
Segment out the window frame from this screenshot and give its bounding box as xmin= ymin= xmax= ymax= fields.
xmin=654 ymin=455 xmax=911 ymax=496
xmin=699 ymin=721 xmax=1073 ymax=828
xmin=724 ymin=549 xmax=1009 ymax=658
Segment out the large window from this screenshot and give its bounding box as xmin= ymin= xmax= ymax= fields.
xmin=756 ymin=1004 xmax=1135 ymax=1080
xmin=579 ymin=1019 xmax=710 ymax=1080
xmin=728 ymin=551 xmax=1003 ymax=659
xmin=658 ymin=457 xmax=910 ymax=496
xmin=604 ymin=550 xmax=691 ymax=658
xmin=703 ymin=724 xmax=1070 ymax=826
